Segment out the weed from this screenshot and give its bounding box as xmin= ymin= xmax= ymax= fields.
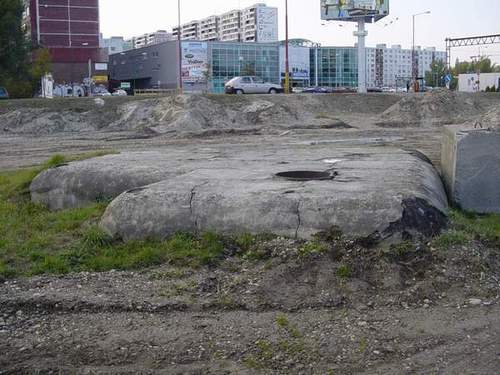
xmin=448 ymin=209 xmax=500 ymax=246
xmin=298 ymin=240 xmax=328 ymax=257
xmin=43 ymin=154 xmax=67 ymax=169
xmin=336 ymin=264 xmax=352 ymax=278
xmin=432 ymin=230 xmax=469 ymax=248
xmin=276 ymin=313 xmax=289 ymax=328
xmin=81 ymin=226 xmax=113 ymax=248
xmin=234 ymin=233 xmax=255 ymax=252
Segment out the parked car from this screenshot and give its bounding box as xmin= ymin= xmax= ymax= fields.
xmin=112 ymin=89 xmax=128 ymax=96
xmin=0 ymin=86 xmax=9 ymax=99
xmin=302 ymin=87 xmax=333 ymax=94
xmin=225 ymin=76 xmax=283 ymax=94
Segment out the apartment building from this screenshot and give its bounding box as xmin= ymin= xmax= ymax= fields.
xmin=366 ymin=44 xmax=447 ymax=87
xmin=172 ymin=3 xmax=278 ymax=43
xmin=130 ymin=30 xmax=173 ymax=49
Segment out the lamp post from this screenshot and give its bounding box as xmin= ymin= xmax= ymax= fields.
xmin=177 ymin=0 xmax=183 ymax=94
xmin=284 ymin=0 xmax=290 ymax=94
xmin=412 ymin=11 xmax=431 ymax=90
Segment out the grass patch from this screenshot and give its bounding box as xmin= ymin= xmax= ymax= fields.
xmin=0 ymin=155 xmax=226 ymax=279
xmin=336 ymin=264 xmax=352 ymax=279
xmin=298 ymin=240 xmax=329 ymax=257
xmin=432 ymin=209 xmax=500 ymax=249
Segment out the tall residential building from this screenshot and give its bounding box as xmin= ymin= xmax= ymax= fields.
xmin=172 ymin=3 xmax=278 ymax=43
xmin=23 ymin=0 xmax=108 ymax=83
xmin=366 ymin=44 xmax=447 ymax=87
xmin=129 ymin=30 xmax=174 ymax=49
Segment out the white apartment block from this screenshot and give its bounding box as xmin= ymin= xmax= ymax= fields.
xmin=366 ymin=44 xmax=447 ymax=88
xmin=130 ymin=30 xmax=174 ymax=49
xmin=172 ymin=3 xmax=278 ymax=43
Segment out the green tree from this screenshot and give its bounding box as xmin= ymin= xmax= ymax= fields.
xmin=0 ymin=0 xmax=30 ymax=91
xmin=425 ymin=59 xmax=446 ymax=87
xmin=30 ymin=48 xmax=52 ymax=91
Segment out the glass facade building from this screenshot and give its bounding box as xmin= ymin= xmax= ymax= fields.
xmin=310 ymin=47 xmax=358 ymax=88
xmin=208 ymin=42 xmax=280 ymax=93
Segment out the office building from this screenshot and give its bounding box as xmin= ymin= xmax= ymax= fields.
xmin=23 ymin=0 xmax=108 ymax=83
xmin=110 ymin=40 xmax=280 ymax=93
xmin=110 ymin=39 xmax=446 ymax=93
xmin=172 ymin=3 xmax=278 ymax=43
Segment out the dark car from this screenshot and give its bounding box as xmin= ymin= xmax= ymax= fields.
xmin=302 ymin=87 xmax=333 ymax=94
xmin=0 ymin=87 xmax=9 ymax=99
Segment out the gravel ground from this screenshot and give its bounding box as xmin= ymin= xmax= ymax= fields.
xmin=1 ymin=237 xmax=499 ymax=374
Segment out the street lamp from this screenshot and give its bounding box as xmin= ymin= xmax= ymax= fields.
xmin=284 ymin=0 xmax=290 ymax=94
xmin=82 ymin=42 xmax=93 ymax=96
xmin=412 ymin=11 xmax=431 ymax=90
xmin=177 ymin=0 xmax=183 ymax=94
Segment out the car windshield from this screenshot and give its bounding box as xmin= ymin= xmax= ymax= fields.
xmin=0 ymin=87 xmax=6 ymax=95
xmin=226 ymin=77 xmax=238 ymax=85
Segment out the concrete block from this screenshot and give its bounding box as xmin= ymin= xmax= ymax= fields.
xmin=441 ymin=126 xmax=500 ymax=213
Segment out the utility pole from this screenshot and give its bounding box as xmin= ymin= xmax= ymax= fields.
xmin=177 ymin=0 xmax=183 ymax=94
xmin=412 ymin=11 xmax=431 ymax=91
xmin=284 ymin=0 xmax=290 ymax=94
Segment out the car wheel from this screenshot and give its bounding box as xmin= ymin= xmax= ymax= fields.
xmin=269 ymin=88 xmax=277 ymax=94
xmin=235 ymin=89 xmax=244 ymax=95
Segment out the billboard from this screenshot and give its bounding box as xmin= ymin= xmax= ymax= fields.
xmin=256 ymin=7 xmax=279 ymax=42
xmin=321 ymin=0 xmax=389 ymax=22
xmin=181 ymin=42 xmax=208 ymax=84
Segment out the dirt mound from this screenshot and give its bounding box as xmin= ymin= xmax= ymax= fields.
xmin=0 ymin=94 xmax=400 ymax=136
xmin=481 ymin=104 xmax=500 ymax=128
xmin=377 ymin=90 xmax=496 ymax=127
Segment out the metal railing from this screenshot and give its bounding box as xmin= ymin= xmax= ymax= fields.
xmin=133 ymin=88 xmax=179 ymax=96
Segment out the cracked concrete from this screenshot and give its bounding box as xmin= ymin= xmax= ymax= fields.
xmin=29 ymin=139 xmax=449 ymax=241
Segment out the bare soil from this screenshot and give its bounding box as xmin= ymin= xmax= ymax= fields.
xmin=1 ymin=237 xmax=499 ymax=374
xmin=1 ymin=91 xmax=499 ymax=374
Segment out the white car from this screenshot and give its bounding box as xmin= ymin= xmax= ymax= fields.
xmin=112 ymin=89 xmax=128 ymax=96
xmin=225 ymin=76 xmax=283 ymax=95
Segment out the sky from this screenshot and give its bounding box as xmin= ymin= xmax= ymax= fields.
xmin=100 ymin=0 xmax=500 ymax=64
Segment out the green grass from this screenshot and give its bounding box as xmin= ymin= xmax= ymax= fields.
xmin=432 ymin=209 xmax=500 ymax=249
xmin=0 ymin=155 xmax=225 ymax=279
xmin=298 ymin=240 xmax=329 ymax=257
xmin=336 ymin=264 xmax=352 ymax=279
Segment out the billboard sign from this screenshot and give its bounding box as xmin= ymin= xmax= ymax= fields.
xmin=321 ymin=0 xmax=389 ymax=22
xmin=181 ymin=42 xmax=208 ymax=84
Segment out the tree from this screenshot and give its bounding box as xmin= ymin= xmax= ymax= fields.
xmin=0 ymin=0 xmax=30 ymax=88
xmin=425 ymin=59 xmax=446 ymax=87
xmin=30 ymin=48 xmax=52 ymax=91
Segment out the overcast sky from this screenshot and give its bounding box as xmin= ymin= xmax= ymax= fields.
xmin=100 ymin=0 xmax=500 ymax=64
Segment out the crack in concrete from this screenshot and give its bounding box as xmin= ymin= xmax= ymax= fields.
xmin=295 ymin=199 xmax=302 ymax=239
xmin=189 ymin=182 xmax=208 ymax=230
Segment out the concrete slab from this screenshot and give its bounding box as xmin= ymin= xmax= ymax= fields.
xmin=88 ymin=146 xmax=448 ymax=241
xmin=441 ymin=126 xmax=500 ymax=213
